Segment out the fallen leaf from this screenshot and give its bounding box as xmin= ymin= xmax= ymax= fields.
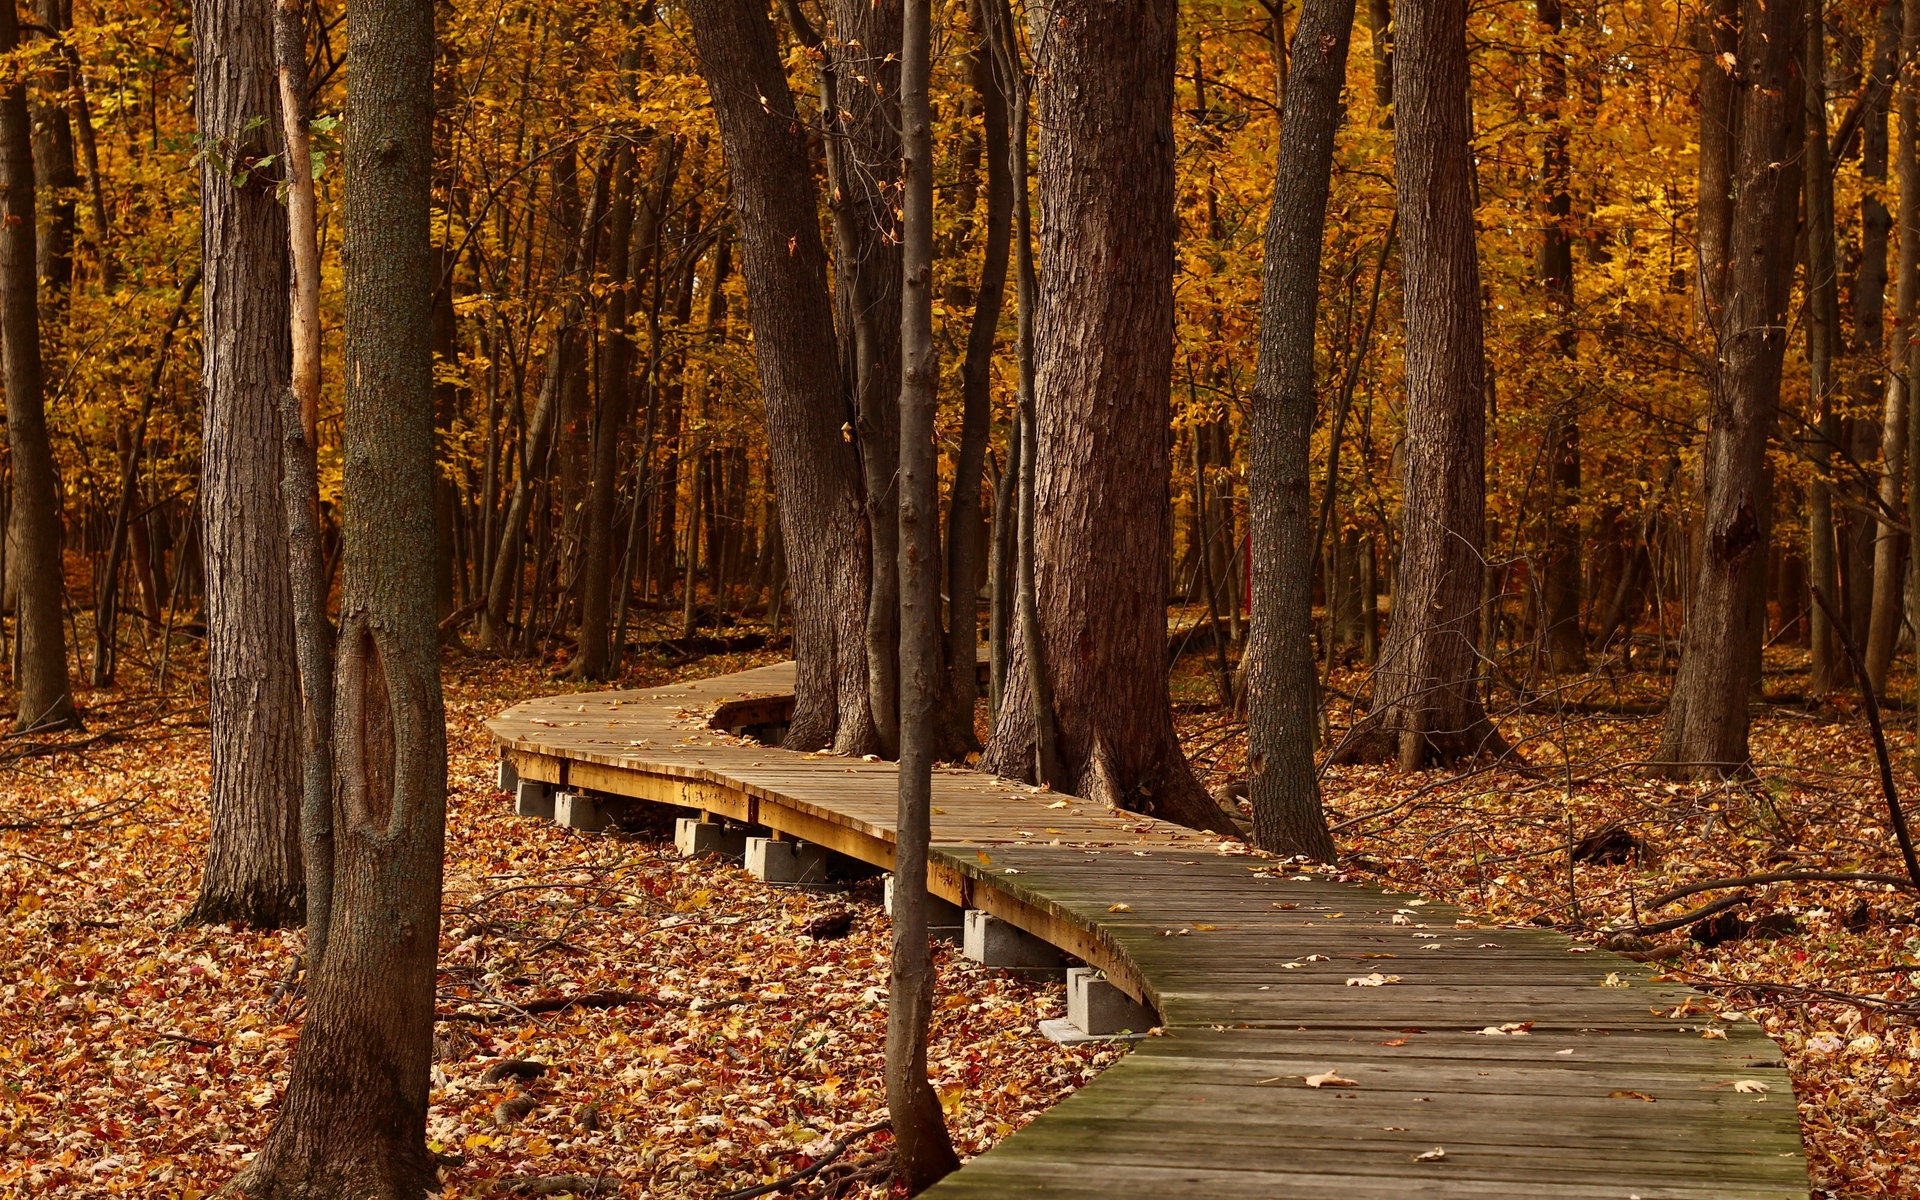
xmin=1608 ymin=1090 xmax=1656 ymax=1102
xmin=1107 ymin=903 xmax=1132 ymax=913
xmin=1345 ymin=972 xmax=1401 ymax=987
xmin=1733 ymin=1080 xmax=1771 ymax=1094
xmin=1305 ymin=1069 xmax=1357 ymax=1088
xmin=1414 ymin=1146 xmax=1447 ymax=1162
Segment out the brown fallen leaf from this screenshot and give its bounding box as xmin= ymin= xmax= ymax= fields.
xmin=1414 ymin=1146 xmax=1447 ymax=1162
xmin=1305 ymin=1069 xmax=1357 ymax=1088
xmin=1608 ymin=1090 xmax=1656 ymax=1102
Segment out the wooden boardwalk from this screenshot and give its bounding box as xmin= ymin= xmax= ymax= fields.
xmin=489 ymin=662 xmax=1808 ymax=1199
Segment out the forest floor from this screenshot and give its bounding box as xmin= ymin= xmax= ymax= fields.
xmin=1 ymin=613 xmax=1913 ymax=1197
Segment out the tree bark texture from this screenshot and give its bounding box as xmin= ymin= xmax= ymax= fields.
xmin=1246 ymin=0 xmax=1350 ymax=860
xmin=1342 ymin=0 xmax=1503 ymax=769
xmin=0 ymin=0 xmax=74 ymax=734
xmin=188 ymin=0 xmax=305 ymax=930
xmin=887 ymin=0 xmax=961 ymax=1186
xmin=574 ymin=140 xmax=639 ymax=681
xmin=1537 ymin=0 xmax=1583 ymax=670
xmin=31 ymin=0 xmax=77 ymax=309
xmin=1656 ymin=0 xmax=1805 ymax=777
xmin=1866 ymin=0 xmax=1919 ymax=692
xmin=234 ymin=0 xmax=445 ymax=1190
xmin=1805 ymin=0 xmax=1842 ymax=696
xmin=685 ymin=0 xmax=878 ymax=754
xmin=827 ymin=0 xmax=905 ymax=759
xmin=979 ymin=0 xmax=1232 ymax=835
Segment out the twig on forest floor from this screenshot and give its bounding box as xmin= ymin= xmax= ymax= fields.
xmin=0 ymin=791 xmax=146 ymax=831
xmin=1668 ymin=969 xmax=1920 ymax=1018
xmin=715 ymin=1122 xmax=891 ymax=1200
xmin=1644 ymin=871 xmax=1917 ymax=911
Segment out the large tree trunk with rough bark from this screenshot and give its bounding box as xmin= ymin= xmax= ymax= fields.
xmin=187 ymin=0 xmax=305 ymax=930
xmin=1656 ymin=0 xmax=1805 ymax=777
xmin=233 ymin=0 xmax=446 ymax=1190
xmin=979 ymin=0 xmax=1232 ymax=835
xmin=686 ymin=0 xmax=877 ymax=754
xmin=1 ymin=0 xmax=74 ymax=734
xmin=1339 ymin=0 xmax=1503 ymax=769
xmin=822 ymin=0 xmax=905 ymax=758
xmin=1244 ymin=0 xmax=1351 ymax=860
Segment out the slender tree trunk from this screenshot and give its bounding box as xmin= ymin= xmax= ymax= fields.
xmin=235 ymin=0 xmax=445 ymax=1188
xmin=888 ymin=1 xmax=961 ymax=1186
xmin=1246 ymin=0 xmax=1350 ymax=860
xmin=987 ymin=421 xmax=1017 ymax=721
xmin=941 ymin=3 xmax=1011 ymax=753
xmin=1537 ymin=0 xmax=1584 ymax=670
xmin=685 ymin=0 xmax=877 ymax=754
xmin=31 ymin=0 xmax=77 ymax=313
xmin=1849 ymin=3 xmax=1901 ymax=654
xmin=979 ymin=0 xmax=1232 ymax=834
xmin=0 ymin=0 xmax=72 ymax=734
xmin=573 ymin=139 xmax=639 ymax=680
xmin=273 ymin=0 xmax=335 ymax=964
xmin=188 ymin=0 xmax=304 ymax=928
xmin=92 ymin=268 xmax=197 ymax=686
xmin=1341 ymin=0 xmax=1504 ymax=769
xmin=1807 ymin=0 xmax=1842 ymax=696
xmin=1656 ymin=0 xmax=1805 ymax=776
xmin=1867 ymin=0 xmax=1918 ymax=691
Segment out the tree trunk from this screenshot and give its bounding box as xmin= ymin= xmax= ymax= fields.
xmin=978 ymin=0 xmax=1232 ymax=834
xmin=685 ymin=0 xmax=877 ymax=754
xmin=828 ymin=0 xmax=905 ymax=760
xmin=188 ymin=0 xmax=305 ymax=930
xmin=234 ymin=0 xmax=445 ymax=1188
xmin=1340 ymin=0 xmax=1503 ymax=769
xmin=573 ymin=138 xmax=639 ymax=681
xmin=888 ymin=1 xmax=961 ymax=1186
xmin=941 ymin=3 xmax=1011 ymax=755
xmin=1656 ymin=0 xmax=1805 ymax=777
xmin=273 ymin=0 xmax=335 ymax=963
xmin=0 ymin=0 xmax=73 ymax=734
xmin=1695 ymin=0 xmax=1738 ymax=332
xmin=1537 ymin=0 xmax=1584 ymax=671
xmin=1246 ymin=0 xmax=1348 ymax=860
xmin=31 ymin=0 xmax=77 ymax=312
xmin=1806 ymin=0 xmax=1842 ymax=696
xmin=1867 ymin=0 xmax=1918 ymax=692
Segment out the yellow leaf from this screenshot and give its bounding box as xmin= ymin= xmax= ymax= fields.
xmin=1108 ymin=903 xmax=1132 ymax=913
xmin=976 ymin=851 xmax=992 ymax=866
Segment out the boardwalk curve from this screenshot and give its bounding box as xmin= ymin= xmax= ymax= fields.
xmin=488 ymin=661 xmax=1808 ymax=1198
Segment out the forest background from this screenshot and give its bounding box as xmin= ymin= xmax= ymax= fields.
xmin=2 ymin=0 xmax=1919 ymax=1195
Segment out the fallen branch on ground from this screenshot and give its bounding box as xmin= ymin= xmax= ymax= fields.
xmin=1645 ymin=870 xmax=1916 ymax=911
xmin=1610 ymin=891 xmax=1753 ymax=936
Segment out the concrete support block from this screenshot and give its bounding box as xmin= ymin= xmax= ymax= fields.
xmin=1067 ymin=967 xmax=1157 ymax=1036
xmin=883 ymin=875 xmax=965 ymax=942
xmin=497 ymin=755 xmax=520 ymax=794
xmin=962 ymin=910 xmax=1062 ymax=969
xmin=514 ymin=778 xmax=554 ymax=820
xmin=745 ymin=836 xmax=829 ymax=884
xmin=675 ymin=818 xmax=748 ymax=859
xmin=554 ymin=790 xmax=611 ymax=832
